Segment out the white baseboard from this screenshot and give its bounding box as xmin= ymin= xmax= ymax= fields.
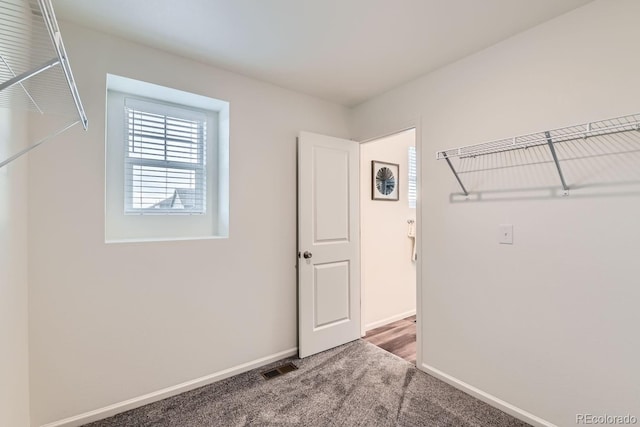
xmin=41 ymin=347 xmax=298 ymax=427
xmin=365 ymin=309 xmax=416 ymax=332
xmin=419 ymin=362 xmax=556 ymax=427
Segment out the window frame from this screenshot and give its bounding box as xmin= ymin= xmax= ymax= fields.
xmin=123 ymin=97 xmax=208 ymax=215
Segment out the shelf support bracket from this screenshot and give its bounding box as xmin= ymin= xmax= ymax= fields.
xmin=0 ymin=55 xmax=44 ymax=114
xmin=544 ymin=131 xmax=569 ymax=191
xmin=0 ymin=120 xmax=80 ymax=169
xmin=443 ymin=153 xmax=469 ymax=196
xmin=0 ymin=57 xmax=59 ymax=93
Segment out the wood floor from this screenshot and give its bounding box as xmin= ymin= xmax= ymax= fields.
xmin=363 ymin=315 xmax=416 ymax=364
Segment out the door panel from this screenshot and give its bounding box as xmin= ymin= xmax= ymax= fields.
xmin=298 ymin=131 xmax=360 ymax=358
xmin=313 ymin=146 xmax=350 ymax=242
xmin=314 ymin=261 xmax=350 ymax=328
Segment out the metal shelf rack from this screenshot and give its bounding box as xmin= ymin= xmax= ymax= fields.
xmin=436 ymin=113 xmax=640 ymax=196
xmin=0 ymin=0 xmax=87 ymax=168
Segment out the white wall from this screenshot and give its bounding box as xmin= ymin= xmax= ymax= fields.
xmin=353 ymin=1 xmax=640 ymax=425
xmin=27 ymin=22 xmax=351 ymax=426
xmin=0 ymin=110 xmax=30 ymax=427
xmin=361 ymin=130 xmax=415 ymax=330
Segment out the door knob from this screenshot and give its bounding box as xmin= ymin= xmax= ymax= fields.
xmin=303 ymin=251 xmax=313 ymax=259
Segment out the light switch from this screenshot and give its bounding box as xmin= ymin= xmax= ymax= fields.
xmin=498 ymin=224 xmax=513 ymax=245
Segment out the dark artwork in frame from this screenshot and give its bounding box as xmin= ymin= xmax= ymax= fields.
xmin=371 ymin=160 xmax=399 ymax=201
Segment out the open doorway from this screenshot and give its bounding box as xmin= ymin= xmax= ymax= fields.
xmin=360 ymin=128 xmax=417 ymax=364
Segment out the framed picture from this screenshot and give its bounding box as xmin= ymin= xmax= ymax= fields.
xmin=371 ymin=160 xmax=399 ymax=201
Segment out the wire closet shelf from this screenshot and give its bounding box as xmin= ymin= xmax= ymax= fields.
xmin=435 ymin=113 xmax=640 ymax=196
xmin=0 ymin=0 xmax=87 ymax=168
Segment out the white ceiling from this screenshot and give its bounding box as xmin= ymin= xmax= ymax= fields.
xmin=53 ymin=0 xmax=593 ymax=106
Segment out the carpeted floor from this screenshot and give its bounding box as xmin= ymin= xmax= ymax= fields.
xmin=84 ymin=340 xmax=530 ymax=426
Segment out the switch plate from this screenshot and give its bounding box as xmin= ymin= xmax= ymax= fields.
xmin=498 ymin=224 xmax=513 ymax=245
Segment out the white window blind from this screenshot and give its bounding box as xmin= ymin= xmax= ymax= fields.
xmin=124 ymin=98 xmax=207 ymax=214
xmin=408 ymin=146 xmax=417 ymax=208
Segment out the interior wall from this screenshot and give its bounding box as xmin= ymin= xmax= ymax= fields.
xmin=361 ymin=130 xmax=416 ymax=330
xmin=27 ymin=22 xmax=351 ymax=426
xmin=352 ymin=1 xmax=640 ymax=425
xmin=0 ymin=110 xmax=30 ymax=427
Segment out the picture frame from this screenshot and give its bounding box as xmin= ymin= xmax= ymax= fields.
xmin=371 ymin=160 xmax=399 ymax=201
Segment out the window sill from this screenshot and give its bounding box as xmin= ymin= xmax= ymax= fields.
xmin=104 ymin=235 xmax=228 ymax=245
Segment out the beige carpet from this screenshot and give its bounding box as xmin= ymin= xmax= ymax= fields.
xmin=84 ymin=340 xmax=530 ymax=426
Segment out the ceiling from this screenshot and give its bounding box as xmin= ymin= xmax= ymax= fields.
xmin=53 ymin=0 xmax=593 ymax=107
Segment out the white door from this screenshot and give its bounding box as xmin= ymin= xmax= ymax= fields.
xmin=298 ymin=131 xmax=360 ymax=358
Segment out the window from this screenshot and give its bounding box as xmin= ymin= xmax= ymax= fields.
xmin=124 ymin=98 xmax=206 ymax=214
xmin=408 ymin=146 xmax=416 ymax=208
xmin=105 ymin=74 xmax=229 ymax=242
